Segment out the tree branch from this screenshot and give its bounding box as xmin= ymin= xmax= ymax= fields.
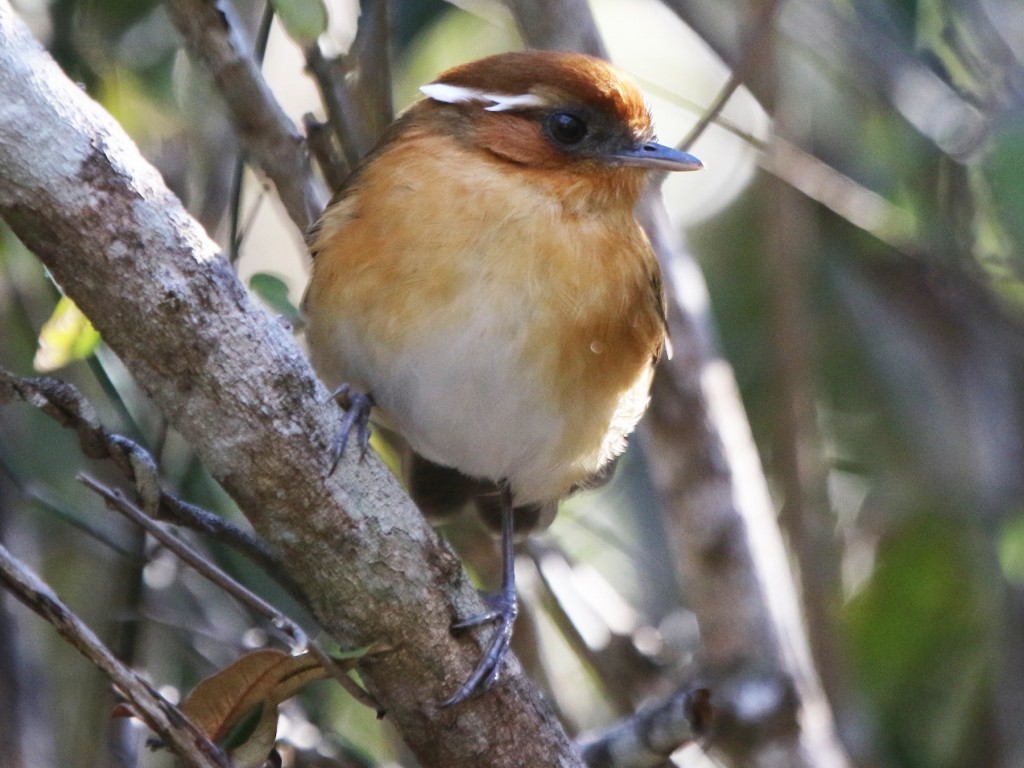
xmin=306 ymin=0 xmax=394 ymax=171
xmin=641 ymin=172 xmax=851 ymax=768
xmin=0 ymin=369 xmax=301 ymax=596
xmin=0 ymin=541 xmax=230 ymax=768
xmin=577 ymin=685 xmax=712 ymax=768
xmin=0 ymin=4 xmax=581 ymax=766
xmin=78 ymin=473 xmax=382 ymax=713
xmin=162 ymin=0 xmax=326 ymax=231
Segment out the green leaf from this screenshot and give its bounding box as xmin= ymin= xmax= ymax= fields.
xmin=218 ymin=702 xmax=266 ymax=752
xmin=249 ymin=273 xmax=302 ymax=325
xmin=330 ymin=643 xmax=380 ymax=662
xmin=33 ymin=296 xmax=102 ymax=372
xmin=270 ymin=0 xmax=328 ymax=48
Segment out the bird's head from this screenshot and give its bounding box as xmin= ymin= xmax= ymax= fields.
xmin=415 ymin=51 xmax=702 ymax=200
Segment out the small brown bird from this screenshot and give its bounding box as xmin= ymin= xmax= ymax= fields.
xmin=303 ymin=50 xmax=702 ymax=705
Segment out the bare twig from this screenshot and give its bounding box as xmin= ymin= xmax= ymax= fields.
xmin=2 ymin=367 xmax=388 ymax=712
xmin=162 ymin=0 xmax=326 ymax=231
xmin=577 ymin=685 xmax=712 ymax=768
xmin=645 ymin=75 xmax=919 ymax=251
xmin=0 ymin=454 xmax=142 ymax=562
xmin=0 ymin=541 xmax=230 ymax=768
xmin=156 ymin=493 xmax=287 ymax=577
xmin=305 ymin=47 xmax=361 ymax=172
xmin=677 ymin=0 xmax=782 ymax=153
xmin=306 ymin=0 xmax=394 ymax=171
xmin=79 ymin=473 xmax=383 ymax=713
xmin=304 ymin=114 xmax=349 ymax=193
xmin=760 ymin=137 xmax=917 ymax=252
xmin=0 ymin=369 xmax=299 ymax=595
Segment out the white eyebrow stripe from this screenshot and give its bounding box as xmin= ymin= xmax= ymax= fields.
xmin=483 ymin=93 xmax=548 ymax=111
xmin=419 ymin=83 xmax=482 ymax=104
xmin=419 ymin=83 xmax=549 ymax=112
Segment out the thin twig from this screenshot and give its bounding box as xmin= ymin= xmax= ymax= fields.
xmin=0 ymin=541 xmax=230 ymax=768
xmin=162 ymin=0 xmax=326 ymax=232
xmin=0 ymin=455 xmax=141 ymax=561
xmin=760 ymin=136 xmax=917 ymax=252
xmin=0 ymin=369 xmax=303 ymax=596
xmin=80 ymin=473 xmax=383 ymax=713
xmin=641 ymin=72 xmax=918 ymax=251
xmin=228 ymin=0 xmax=275 ymax=266
xmin=156 ymin=492 xmax=291 ymax=583
xmin=306 ymin=46 xmax=365 ymax=172
xmin=304 ymin=114 xmax=350 ymax=192
xmin=306 ymin=0 xmax=393 ymax=171
xmin=649 ymin=0 xmax=783 ymax=191
xmin=678 ymin=0 xmax=782 ymax=152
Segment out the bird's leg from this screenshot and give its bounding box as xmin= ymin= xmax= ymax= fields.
xmin=325 ymin=383 xmax=375 ymax=472
xmin=442 ymin=485 xmax=518 ymax=707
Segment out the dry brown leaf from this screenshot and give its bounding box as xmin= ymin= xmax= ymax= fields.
xmin=111 ymin=647 xmax=365 ymax=767
xmin=178 ymin=649 xmax=334 ymax=768
xmin=181 ymin=649 xmax=328 ymax=736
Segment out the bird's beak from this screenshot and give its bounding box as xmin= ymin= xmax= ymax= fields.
xmin=611 ymin=142 xmax=703 ymax=172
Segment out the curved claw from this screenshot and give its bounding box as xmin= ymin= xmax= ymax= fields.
xmin=442 ymin=597 xmax=518 ymax=707
xmin=442 ymin=486 xmax=519 ymax=707
xmin=326 ymin=384 xmax=374 ymax=473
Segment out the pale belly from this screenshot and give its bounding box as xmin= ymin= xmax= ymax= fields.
xmin=307 ymin=296 xmax=650 ymax=507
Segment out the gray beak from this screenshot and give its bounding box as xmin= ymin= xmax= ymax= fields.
xmin=611 ymin=142 xmax=703 ymax=172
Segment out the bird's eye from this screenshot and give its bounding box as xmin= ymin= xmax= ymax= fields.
xmin=547 ymin=112 xmax=587 ymax=145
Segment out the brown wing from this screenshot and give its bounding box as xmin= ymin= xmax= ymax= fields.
xmin=306 ymin=104 xmax=431 ymax=256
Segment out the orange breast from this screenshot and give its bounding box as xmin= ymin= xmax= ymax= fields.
xmin=304 ymin=130 xmax=665 ymax=500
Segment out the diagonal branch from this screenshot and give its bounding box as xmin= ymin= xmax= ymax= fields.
xmin=79 ymin=473 xmax=382 ymax=713
xmin=0 ymin=4 xmax=581 ymax=766
xmin=306 ymin=0 xmax=394 ymax=171
xmin=0 ymin=541 xmax=230 ymax=768
xmin=0 ymin=369 xmax=298 ymax=595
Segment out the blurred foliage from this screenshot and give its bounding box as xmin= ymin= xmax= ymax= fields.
xmin=250 ymin=272 xmax=303 ymax=326
xmin=3 ymin=0 xmax=1024 ymax=767
xmin=271 ymin=0 xmax=328 ymax=47
xmin=32 ymin=295 xmax=101 ymax=372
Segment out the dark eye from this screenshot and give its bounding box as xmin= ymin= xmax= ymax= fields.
xmin=547 ymin=112 xmax=587 ymax=145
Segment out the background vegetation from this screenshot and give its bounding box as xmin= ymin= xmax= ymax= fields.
xmin=2 ymin=0 xmax=1024 ymax=766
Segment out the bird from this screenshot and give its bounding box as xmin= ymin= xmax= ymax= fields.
xmin=302 ymin=49 xmax=702 ymax=706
